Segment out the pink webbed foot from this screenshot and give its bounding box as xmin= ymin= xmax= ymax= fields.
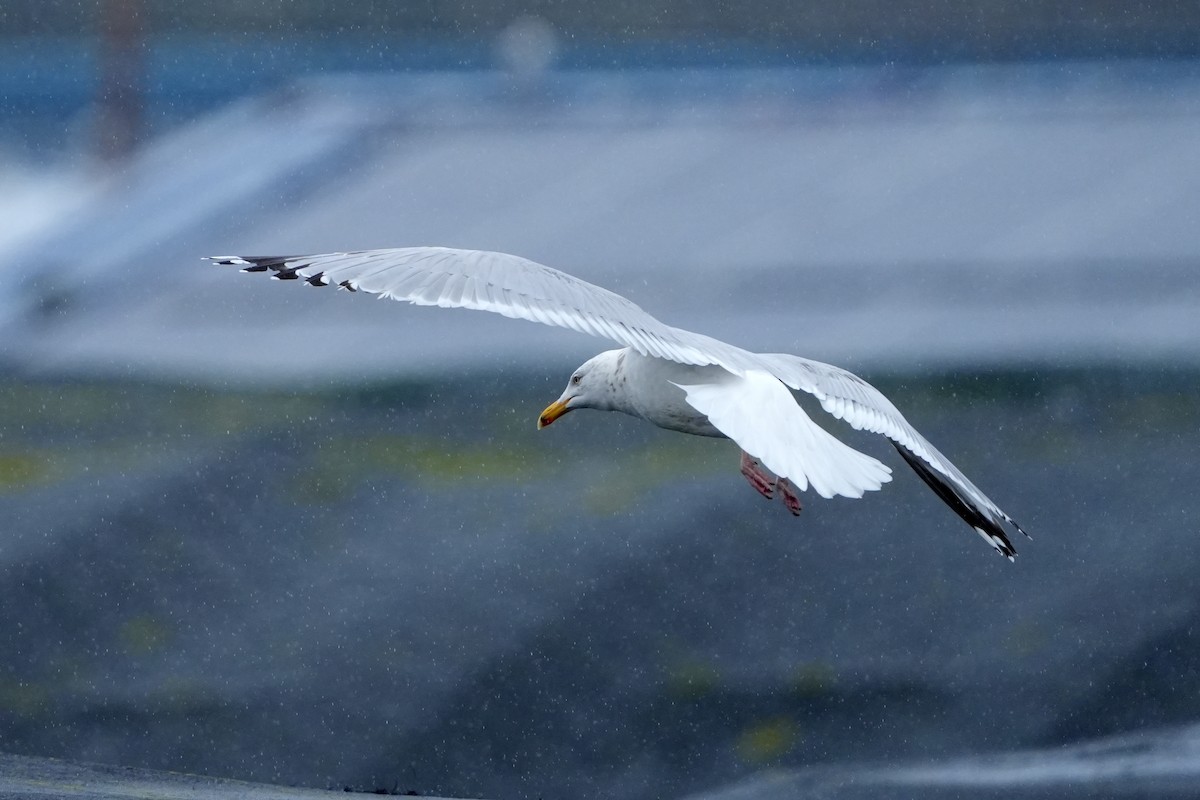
xmin=776 ymin=477 xmax=803 ymax=516
xmin=740 ymin=451 xmax=803 ymax=515
xmin=740 ymin=451 xmax=775 ymax=500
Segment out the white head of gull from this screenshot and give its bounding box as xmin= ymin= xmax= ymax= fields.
xmin=209 ymin=247 xmax=1030 ymax=560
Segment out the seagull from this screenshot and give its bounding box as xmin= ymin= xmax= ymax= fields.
xmin=208 ymin=247 xmax=1029 ymax=560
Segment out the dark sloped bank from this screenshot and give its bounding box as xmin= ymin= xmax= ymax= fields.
xmin=0 ymin=368 xmax=1198 ymax=799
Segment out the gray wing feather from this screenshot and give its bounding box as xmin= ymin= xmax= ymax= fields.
xmin=210 ymin=248 xmax=721 ymax=366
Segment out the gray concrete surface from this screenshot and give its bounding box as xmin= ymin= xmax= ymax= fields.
xmin=6 ymin=721 xmax=1200 ymax=800
xmin=686 ymin=723 xmax=1200 ymax=799
xmin=0 ymin=751 xmax=466 ymax=799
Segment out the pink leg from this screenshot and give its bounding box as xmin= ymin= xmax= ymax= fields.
xmin=776 ymin=478 xmax=803 ymax=516
xmin=740 ymin=451 xmax=775 ymax=500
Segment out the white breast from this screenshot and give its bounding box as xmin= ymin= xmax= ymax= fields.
xmin=616 ymin=351 xmax=730 ymax=438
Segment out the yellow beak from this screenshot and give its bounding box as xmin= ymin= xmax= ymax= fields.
xmin=537 ymin=398 xmax=571 ymax=429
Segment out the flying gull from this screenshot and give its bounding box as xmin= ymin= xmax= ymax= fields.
xmin=209 ymin=247 xmax=1030 ymax=559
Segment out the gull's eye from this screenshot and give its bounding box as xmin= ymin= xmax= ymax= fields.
xmin=571 ymin=374 xmax=582 ymax=385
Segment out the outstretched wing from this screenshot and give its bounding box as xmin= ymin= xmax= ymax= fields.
xmin=209 ymin=247 xmax=1028 ymax=559
xmin=207 ymin=248 xmax=738 ymax=368
xmin=754 ymin=353 xmax=1029 ymax=559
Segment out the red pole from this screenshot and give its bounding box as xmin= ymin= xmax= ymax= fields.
xmin=95 ymin=0 xmax=143 ymax=161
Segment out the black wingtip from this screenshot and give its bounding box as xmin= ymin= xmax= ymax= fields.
xmin=1013 ymin=519 xmax=1033 ymax=541
xmin=206 ymin=256 xmax=249 ymax=266
xmin=206 ymin=255 xmax=335 ymax=285
xmin=892 ymin=442 xmax=1020 ymax=560
xmin=208 ymin=255 xmax=305 ymax=270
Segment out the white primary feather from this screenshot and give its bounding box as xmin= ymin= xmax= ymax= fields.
xmin=209 ymin=247 xmax=1029 ymax=558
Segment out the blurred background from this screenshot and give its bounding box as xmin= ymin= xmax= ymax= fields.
xmin=2 ymin=2 xmax=1200 ymax=799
